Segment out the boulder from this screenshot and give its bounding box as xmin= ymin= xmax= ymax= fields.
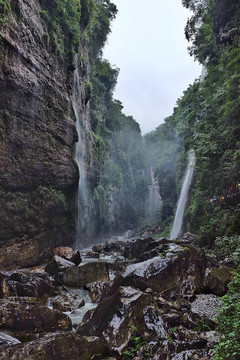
xmin=84 ymin=251 xmax=100 ymax=259
xmin=58 ymin=261 xmax=109 ymax=287
xmin=0 ymin=297 xmax=72 ymax=341
xmin=206 ymin=255 xmax=219 ymax=269
xmin=45 ymin=255 xmax=75 ymax=276
xmin=0 ymin=332 xmax=108 ymax=360
xmin=50 ymin=292 xmax=85 ymax=312
xmin=103 ymin=237 xmax=129 ymax=255
xmin=121 ymin=245 xmax=206 ymax=298
xmin=0 ymin=332 xmax=21 ymax=348
xmin=170 ymin=349 xmax=210 ymax=359
xmin=53 ymin=247 xmax=82 ymax=266
xmin=191 ymin=294 xmax=221 ymax=324
xmin=0 ymin=238 xmax=43 ymax=271
xmin=124 ymin=237 xmax=166 ymax=260
xmin=204 ymin=266 xmax=236 ymax=296
xmin=143 ymin=306 xmax=169 ymax=339
xmin=53 ymin=247 xmax=74 ymax=258
xmin=86 ymin=280 xmax=112 ymax=303
xmin=0 ymin=271 xmax=57 ymax=299
xmin=69 ymin=250 xmax=82 ymax=266
xmin=92 ymin=244 xmax=103 ymax=253
xmin=180 ymin=232 xmax=198 ymax=243
xmin=77 ymin=286 xmax=171 ymax=354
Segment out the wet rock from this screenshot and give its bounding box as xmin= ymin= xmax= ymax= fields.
xmin=77 ymin=286 xmax=167 ymax=354
xmin=124 ymin=237 xmax=164 ymax=260
xmin=175 ymin=326 xmax=204 ymax=342
xmin=143 ymin=306 xmax=170 ymax=338
xmin=0 ymin=332 xmax=108 ymax=360
xmin=85 ymin=251 xmax=100 ymax=259
xmin=50 ymin=292 xmax=85 ymax=312
xmin=86 ymin=281 xmax=112 ymax=303
xmin=191 ymin=294 xmax=221 ymax=325
xmin=220 ymin=257 xmax=236 ymax=268
xmin=0 ymin=332 xmax=21 ymax=348
xmin=103 ymin=237 xmax=129 ymax=255
xmin=161 ymin=309 xmax=183 ymax=327
xmin=59 ymin=262 xmax=109 ymax=287
xmin=206 ymin=255 xmax=219 ymax=269
xmin=45 ymin=255 xmax=76 ymax=276
xmin=0 ymin=238 xmax=42 ymax=271
xmin=137 ymin=247 xmax=161 ymax=262
xmin=53 ymin=247 xmax=82 ymax=266
xmin=92 ymin=244 xmax=103 ymax=253
xmin=69 ymin=250 xmax=82 ymax=266
xmin=0 ymin=271 xmax=57 ymax=299
xmin=121 ymin=245 xmax=206 ymax=297
xmin=180 ymin=232 xmax=198 ymax=243
xmin=0 ymin=297 xmax=72 ymax=341
xmin=204 ymin=266 xmax=236 ymax=296
xmin=170 ymin=349 xmax=210 ymax=359
xmin=53 ymin=246 xmax=74 ymax=258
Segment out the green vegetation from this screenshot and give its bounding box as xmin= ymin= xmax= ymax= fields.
xmin=89 ymin=57 xmax=149 ymax=232
xmin=0 ymin=186 xmax=69 ymax=240
xmin=0 ymin=0 xmax=11 ymax=27
xmin=146 ymin=0 xmax=240 ymax=241
xmin=122 ymin=325 xmax=146 ymax=360
xmin=39 ymin=0 xmax=81 ymax=56
xmin=215 ymin=235 xmax=240 ymax=266
xmin=214 ymin=273 xmax=240 ymax=360
xmin=148 ymin=1 xmax=240 ymax=357
xmin=144 ymin=99 xmax=189 ymax=234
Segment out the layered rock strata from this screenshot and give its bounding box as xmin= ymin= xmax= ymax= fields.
xmin=0 ymin=0 xmax=91 ymax=262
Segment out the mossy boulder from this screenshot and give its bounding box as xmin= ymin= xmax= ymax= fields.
xmin=204 ymin=266 xmax=236 ymax=296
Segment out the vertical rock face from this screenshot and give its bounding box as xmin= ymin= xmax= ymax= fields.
xmin=0 ymin=0 xmax=88 ymax=260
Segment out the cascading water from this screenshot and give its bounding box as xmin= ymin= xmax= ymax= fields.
xmin=72 ymin=54 xmax=89 ymax=248
xmin=145 ymin=166 xmax=162 ymax=223
xmin=170 ymin=150 xmax=195 ymax=240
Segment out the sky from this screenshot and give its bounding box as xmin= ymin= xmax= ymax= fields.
xmin=103 ymin=0 xmax=202 ymax=134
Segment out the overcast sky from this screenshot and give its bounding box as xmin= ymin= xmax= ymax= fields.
xmin=103 ymin=0 xmax=202 ymax=134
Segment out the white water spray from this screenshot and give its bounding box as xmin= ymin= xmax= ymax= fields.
xmin=72 ymin=54 xmax=89 ymax=248
xmin=170 ymin=150 xmax=195 ymax=240
xmin=145 ymin=166 xmax=162 ymax=223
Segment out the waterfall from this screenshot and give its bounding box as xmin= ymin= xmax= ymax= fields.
xmin=72 ymin=54 xmax=88 ymax=248
xmin=170 ymin=150 xmax=195 ymax=240
xmin=145 ymin=166 xmax=162 ymax=224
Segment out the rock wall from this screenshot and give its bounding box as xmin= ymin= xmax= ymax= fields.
xmin=0 ymin=0 xmax=90 ymax=263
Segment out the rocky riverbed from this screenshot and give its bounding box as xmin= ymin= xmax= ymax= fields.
xmin=0 ymin=234 xmax=236 ymax=359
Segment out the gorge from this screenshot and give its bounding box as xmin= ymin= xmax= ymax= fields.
xmin=0 ymin=0 xmax=240 ymax=359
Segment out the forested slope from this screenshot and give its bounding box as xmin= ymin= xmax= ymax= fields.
xmin=147 ymin=0 xmax=240 ymax=244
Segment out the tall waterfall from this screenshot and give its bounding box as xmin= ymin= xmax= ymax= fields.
xmin=170 ymin=150 xmax=195 ymax=240
xmin=145 ymin=166 xmax=162 ymax=223
xmin=72 ymin=54 xmax=88 ymax=248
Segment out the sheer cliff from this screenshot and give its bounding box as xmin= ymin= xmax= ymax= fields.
xmin=0 ymin=0 xmax=152 ymax=266
xmin=0 ymin=0 xmax=88 ymax=262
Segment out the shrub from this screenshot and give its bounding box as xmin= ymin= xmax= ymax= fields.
xmin=214 ymin=272 xmax=240 ymax=360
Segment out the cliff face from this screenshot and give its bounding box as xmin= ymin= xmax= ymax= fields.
xmin=0 ymin=0 xmax=88 ymax=259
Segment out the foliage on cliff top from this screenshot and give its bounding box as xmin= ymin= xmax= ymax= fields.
xmin=83 ymin=0 xmax=117 ymax=58
xmin=39 ymin=0 xmax=81 ymax=55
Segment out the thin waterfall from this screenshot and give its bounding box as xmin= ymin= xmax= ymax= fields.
xmin=170 ymin=150 xmax=195 ymax=240
xmin=72 ymin=54 xmax=88 ymax=248
xmin=145 ymin=166 xmax=162 ymax=223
